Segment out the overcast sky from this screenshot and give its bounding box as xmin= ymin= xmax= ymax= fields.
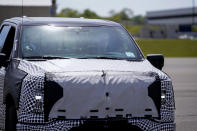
xmin=57 ymin=0 xmax=196 ymax=16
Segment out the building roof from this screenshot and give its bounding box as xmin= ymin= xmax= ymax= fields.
xmin=4 ymin=17 xmax=120 ymax=26
xmin=146 ymin=7 xmax=197 ymax=25
xmin=0 ymin=0 xmax=51 ymax=6
xmin=147 ymin=7 xmax=197 ymax=19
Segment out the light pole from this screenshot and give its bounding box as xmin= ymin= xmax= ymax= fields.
xmin=192 ymin=0 xmax=195 ymax=25
xmin=51 ymin=0 xmax=57 ymax=17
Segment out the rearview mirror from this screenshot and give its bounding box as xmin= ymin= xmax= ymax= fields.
xmin=147 ymin=54 xmax=164 ymax=70
xmin=0 ymin=53 xmax=6 ymax=67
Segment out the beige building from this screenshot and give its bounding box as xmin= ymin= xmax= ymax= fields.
xmin=0 ymin=0 xmax=56 ymax=23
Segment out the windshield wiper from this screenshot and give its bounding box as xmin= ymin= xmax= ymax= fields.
xmin=24 ymin=55 xmax=140 ymax=61
xmin=78 ymin=56 xmax=125 ymax=60
xmin=78 ymin=56 xmax=140 ymax=61
xmin=24 ymin=55 xmax=72 ymax=60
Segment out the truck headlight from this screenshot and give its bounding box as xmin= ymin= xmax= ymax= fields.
xmin=161 ymin=90 xmax=166 ymax=105
xmin=33 ymin=89 xmax=44 ymax=113
xmin=35 ymin=95 xmax=42 ymax=100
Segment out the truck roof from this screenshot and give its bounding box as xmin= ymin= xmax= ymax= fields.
xmin=4 ymin=17 xmax=120 ymax=27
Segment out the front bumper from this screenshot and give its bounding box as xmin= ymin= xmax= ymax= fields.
xmin=17 ymin=118 xmax=176 ymax=131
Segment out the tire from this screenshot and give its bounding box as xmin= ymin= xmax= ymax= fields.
xmin=5 ymin=99 xmax=17 ymax=131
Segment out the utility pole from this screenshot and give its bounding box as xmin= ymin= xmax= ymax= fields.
xmin=51 ymin=0 xmax=57 ymax=17
xmin=192 ymin=0 xmax=195 ymax=25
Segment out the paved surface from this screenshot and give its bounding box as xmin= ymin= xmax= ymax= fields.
xmin=163 ymin=58 xmax=197 ymax=131
xmin=0 ymin=58 xmax=196 ymax=130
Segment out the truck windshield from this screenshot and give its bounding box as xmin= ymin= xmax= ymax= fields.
xmin=20 ymin=25 xmax=143 ymax=60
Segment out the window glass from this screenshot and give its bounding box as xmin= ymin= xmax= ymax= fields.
xmin=21 ymin=26 xmax=142 ymax=60
xmin=0 ymin=26 xmax=11 ymax=52
xmin=1 ymin=26 xmax=16 ymax=60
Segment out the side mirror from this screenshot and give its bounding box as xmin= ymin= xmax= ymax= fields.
xmin=147 ymin=54 xmax=164 ymax=70
xmin=0 ymin=53 xmax=6 ymax=67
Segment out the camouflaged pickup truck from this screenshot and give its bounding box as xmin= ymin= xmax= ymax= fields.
xmin=0 ymin=17 xmax=175 ymax=131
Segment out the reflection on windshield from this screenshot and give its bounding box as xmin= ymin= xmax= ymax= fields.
xmin=21 ymin=26 xmax=142 ymax=60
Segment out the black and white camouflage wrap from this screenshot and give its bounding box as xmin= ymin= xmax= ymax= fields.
xmin=0 ymin=67 xmax=6 ymax=130
xmin=14 ymin=59 xmax=175 ymax=131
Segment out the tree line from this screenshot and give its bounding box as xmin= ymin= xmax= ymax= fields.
xmin=57 ymin=8 xmax=145 ymax=24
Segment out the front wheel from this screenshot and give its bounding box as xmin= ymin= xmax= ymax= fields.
xmin=5 ymin=99 xmax=17 ymax=131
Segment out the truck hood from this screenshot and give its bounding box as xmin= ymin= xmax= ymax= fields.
xmin=18 ymin=59 xmax=167 ymax=119
xmin=18 ymin=59 xmax=163 ymax=74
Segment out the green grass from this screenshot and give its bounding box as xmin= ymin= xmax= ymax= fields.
xmin=136 ymin=39 xmax=197 ymax=57
xmin=124 ymin=25 xmax=162 ymax=35
xmin=125 ymin=25 xmax=142 ymax=34
xmin=192 ymin=26 xmax=197 ymax=32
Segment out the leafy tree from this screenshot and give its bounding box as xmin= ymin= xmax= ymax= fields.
xmin=110 ymin=8 xmax=133 ymax=21
xmin=131 ymin=15 xmax=145 ymax=24
xmin=121 ymin=8 xmax=133 ymax=18
xmin=57 ymin=8 xmax=79 ymax=17
xmin=108 ymin=10 xmax=116 ymax=16
xmin=57 ymin=8 xmax=100 ymax=19
xmin=80 ymin=9 xmax=99 ymax=18
xmin=57 ymin=8 xmax=145 ymax=25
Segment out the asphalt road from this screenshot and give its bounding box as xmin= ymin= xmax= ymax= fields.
xmin=163 ymin=58 xmax=197 ymax=131
xmin=0 ymin=58 xmax=196 ymax=131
